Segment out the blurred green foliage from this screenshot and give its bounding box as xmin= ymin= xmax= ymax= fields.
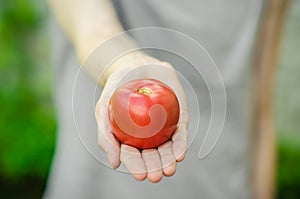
xmin=277 ymin=138 xmax=300 ymax=199
xmin=0 ymin=0 xmax=299 ymax=198
xmin=0 ymin=0 xmax=56 ymax=181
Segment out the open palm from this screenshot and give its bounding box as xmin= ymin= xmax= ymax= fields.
xmin=95 ymin=62 xmax=188 ymax=183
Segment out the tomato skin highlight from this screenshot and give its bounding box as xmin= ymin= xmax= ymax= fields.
xmin=108 ymin=79 xmax=180 ymax=149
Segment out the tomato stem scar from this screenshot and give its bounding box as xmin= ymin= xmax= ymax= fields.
xmin=137 ymin=87 xmax=152 ymax=95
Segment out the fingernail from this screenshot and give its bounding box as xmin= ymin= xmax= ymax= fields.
xmin=174 ymin=147 xmax=185 ymax=162
xmin=108 ymin=155 xmax=115 ymax=169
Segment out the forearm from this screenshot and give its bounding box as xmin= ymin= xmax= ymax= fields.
xmin=48 ymin=0 xmax=159 ymax=86
xmin=48 ymin=0 xmax=123 ymax=60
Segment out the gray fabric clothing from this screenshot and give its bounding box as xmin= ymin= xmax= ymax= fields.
xmin=44 ymin=0 xmax=264 ymax=198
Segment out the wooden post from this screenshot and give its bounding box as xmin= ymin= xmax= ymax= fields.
xmin=252 ymin=0 xmax=290 ymax=198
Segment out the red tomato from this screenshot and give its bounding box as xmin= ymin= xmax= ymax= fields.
xmin=108 ymin=79 xmax=180 ymax=149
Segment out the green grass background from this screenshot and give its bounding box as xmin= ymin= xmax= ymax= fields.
xmin=0 ymin=0 xmax=299 ymax=198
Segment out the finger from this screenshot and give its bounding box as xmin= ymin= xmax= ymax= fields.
xmin=158 ymin=141 xmax=176 ymax=177
xmin=172 ymin=124 xmax=188 ymax=162
xmin=95 ymin=78 xmax=122 ymax=169
xmin=120 ymin=144 xmax=147 ymax=181
xmin=97 ymin=127 xmax=121 ymax=169
xmin=161 ymin=65 xmax=188 ymax=162
xmin=142 ymin=149 xmax=163 ymax=183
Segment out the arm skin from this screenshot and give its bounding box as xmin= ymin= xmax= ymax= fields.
xmin=47 ymin=0 xmax=159 ymax=85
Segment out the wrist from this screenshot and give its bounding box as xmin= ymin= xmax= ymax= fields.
xmin=99 ymin=51 xmax=161 ymax=86
xmin=74 ymin=32 xmax=163 ymax=87
xmin=74 ymin=22 xmax=123 ymax=63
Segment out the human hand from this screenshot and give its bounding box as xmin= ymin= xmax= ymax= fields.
xmin=95 ymin=60 xmax=188 ymax=183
